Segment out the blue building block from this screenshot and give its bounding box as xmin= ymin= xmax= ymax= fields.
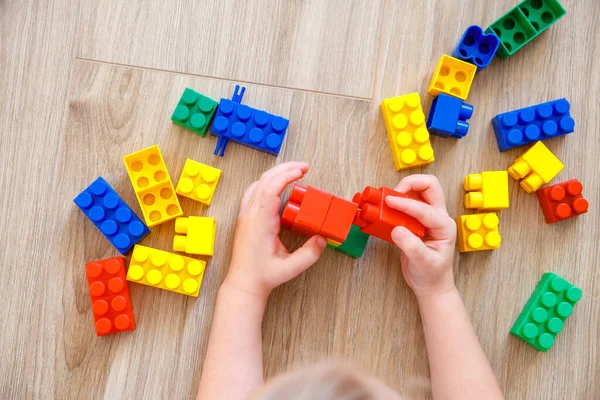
xmin=452 ymin=25 xmax=500 ymax=70
xmin=492 ymin=98 xmax=575 ymax=152
xmin=74 ymin=177 xmax=149 ymax=254
xmin=210 ymin=85 xmax=289 ymax=157
xmin=426 ymin=94 xmax=474 ymax=139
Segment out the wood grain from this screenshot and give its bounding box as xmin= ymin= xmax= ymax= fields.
xmin=78 ymin=0 xmax=382 ymax=98
xmin=1 ymin=0 xmax=599 ymax=399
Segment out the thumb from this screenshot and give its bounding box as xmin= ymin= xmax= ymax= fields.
xmin=285 ymin=235 xmax=327 ymax=277
xmin=391 ymin=227 xmax=428 ymax=264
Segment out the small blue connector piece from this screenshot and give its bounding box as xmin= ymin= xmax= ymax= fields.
xmin=74 ymin=177 xmax=149 ymax=254
xmin=426 ymin=93 xmax=474 ymax=139
xmin=452 ymin=25 xmax=500 ymax=70
xmin=210 ymin=85 xmax=289 ymax=157
xmin=492 ymin=98 xmax=575 ymax=152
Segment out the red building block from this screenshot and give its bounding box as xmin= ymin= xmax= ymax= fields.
xmin=320 ymin=196 xmax=359 ymax=243
xmin=85 ymin=257 xmax=136 ymax=336
xmin=281 ymin=185 xmax=333 ymax=237
xmin=536 ymin=179 xmax=588 ymax=224
xmin=352 ymin=186 xmax=425 ymax=242
xmin=281 ymin=184 xmax=358 ymax=242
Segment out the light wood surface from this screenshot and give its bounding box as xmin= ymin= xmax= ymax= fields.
xmin=1 ymin=0 xmax=598 ymax=399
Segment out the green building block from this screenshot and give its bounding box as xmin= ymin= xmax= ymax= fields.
xmin=171 ymin=88 xmax=218 ymax=137
xmin=510 ymin=272 xmax=582 ymax=352
xmin=485 ymin=0 xmax=566 ymax=59
xmin=327 ymin=225 xmax=369 ymax=258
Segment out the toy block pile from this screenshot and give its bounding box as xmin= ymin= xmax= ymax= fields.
xmin=75 ymin=146 xmax=221 ymax=335
xmin=75 ymin=84 xmax=294 ymax=336
xmin=73 ymin=0 xmax=585 ymax=353
xmin=374 ymin=0 xmax=583 ymax=351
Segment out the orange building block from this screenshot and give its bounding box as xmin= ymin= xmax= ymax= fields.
xmin=320 ymin=196 xmax=359 ymax=243
xmin=352 ymin=186 xmax=425 ymax=243
xmin=281 ymin=184 xmax=358 ymax=243
xmin=85 ymin=257 xmax=136 ymax=336
xmin=281 ymin=185 xmax=333 ymax=237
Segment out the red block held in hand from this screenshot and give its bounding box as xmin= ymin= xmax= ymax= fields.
xmin=352 ymin=186 xmax=426 ymax=243
xmin=281 ymin=184 xmax=358 ymax=243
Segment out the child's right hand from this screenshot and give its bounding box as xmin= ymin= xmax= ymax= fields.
xmin=384 ymin=175 xmax=457 ymax=298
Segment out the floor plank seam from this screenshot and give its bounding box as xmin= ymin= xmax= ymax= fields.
xmin=74 ymin=57 xmax=374 ymax=102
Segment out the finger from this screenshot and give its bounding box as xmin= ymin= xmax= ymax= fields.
xmin=394 ymin=175 xmax=448 ymax=212
xmin=256 ymin=162 xmax=308 ymax=191
xmin=283 ymin=235 xmax=327 ymax=277
xmin=239 ymin=181 xmax=258 ymax=213
xmin=385 ymin=195 xmax=447 ymax=230
xmin=391 ymin=227 xmax=430 ymax=265
xmin=256 ymin=165 xmax=307 ymax=198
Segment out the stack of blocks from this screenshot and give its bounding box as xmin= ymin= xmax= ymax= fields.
xmin=280 ymin=184 xmax=428 ymax=258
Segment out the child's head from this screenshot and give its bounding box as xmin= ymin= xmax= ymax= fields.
xmin=251 ymin=363 xmax=405 ymax=400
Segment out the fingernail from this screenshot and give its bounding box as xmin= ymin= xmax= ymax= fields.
xmin=316 ymin=236 xmax=327 ymax=248
xmin=391 ymin=227 xmax=405 ymax=241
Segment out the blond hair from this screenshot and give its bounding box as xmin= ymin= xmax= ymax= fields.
xmin=250 ymin=363 xmax=406 ymax=400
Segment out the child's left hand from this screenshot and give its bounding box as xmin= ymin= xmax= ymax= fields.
xmin=225 ymin=162 xmax=327 ymax=299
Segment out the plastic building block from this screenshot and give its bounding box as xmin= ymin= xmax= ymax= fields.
xmin=508 ymin=141 xmax=564 ymax=193
xmin=510 ymin=272 xmax=582 ymax=352
xmin=327 ymin=225 xmax=370 ymax=259
xmin=210 ymin=85 xmax=289 ymax=157
xmin=426 ymin=94 xmax=474 ymax=139
xmin=281 ymin=184 xmax=358 ymax=243
xmin=380 ymin=93 xmax=435 ymax=171
xmin=452 ymin=25 xmax=500 ymax=70
xmin=176 ymin=159 xmax=221 ymax=206
xmin=127 ymin=245 xmax=206 ymax=297
xmin=282 ymin=185 xmax=333 ymax=237
xmin=85 ymin=257 xmax=135 ymax=336
xmin=428 ymin=55 xmax=477 ymax=100
xmin=173 ymin=216 xmax=216 ymax=256
xmin=464 ymin=171 xmax=509 ymax=210
xmin=492 ymin=98 xmax=575 ymax=152
xmin=320 ymin=196 xmax=360 ymax=243
xmin=123 ymin=145 xmax=183 ymax=227
xmin=353 ymin=186 xmax=425 ymax=243
xmin=536 ymin=179 xmax=588 ymax=224
xmin=456 ymin=213 xmax=501 ymax=252
xmin=74 ymin=177 xmax=149 ymax=254
xmin=171 ymin=88 xmax=218 ymax=137
xmin=486 ymin=0 xmax=566 ymax=59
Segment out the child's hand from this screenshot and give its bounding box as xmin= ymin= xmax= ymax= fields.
xmin=385 ymin=175 xmax=457 ymax=298
xmin=226 ymin=162 xmax=327 ymax=299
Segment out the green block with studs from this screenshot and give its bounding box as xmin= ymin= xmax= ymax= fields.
xmin=327 ymin=225 xmax=369 ymax=259
xmin=510 ymin=272 xmax=582 ymax=352
xmin=172 ymin=88 xmax=218 ymax=137
xmin=485 ymin=0 xmax=566 ymax=59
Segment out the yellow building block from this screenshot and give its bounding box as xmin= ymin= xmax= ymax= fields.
xmin=173 ymin=216 xmax=216 ymax=256
xmin=508 ymin=141 xmax=564 ymax=193
xmin=326 ymin=238 xmax=342 ymax=247
xmin=126 ymin=245 xmax=206 ymax=297
xmin=381 ymin=93 xmax=435 ymax=171
xmin=176 ymin=159 xmax=221 ymax=206
xmin=464 ymin=171 xmax=509 ymax=210
xmin=428 ymin=55 xmax=477 ymax=100
xmin=123 ymin=145 xmax=183 ymax=227
xmin=456 ymin=213 xmax=501 ymax=253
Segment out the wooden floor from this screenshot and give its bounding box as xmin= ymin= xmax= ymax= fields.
xmin=1 ymin=0 xmax=598 ymax=398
